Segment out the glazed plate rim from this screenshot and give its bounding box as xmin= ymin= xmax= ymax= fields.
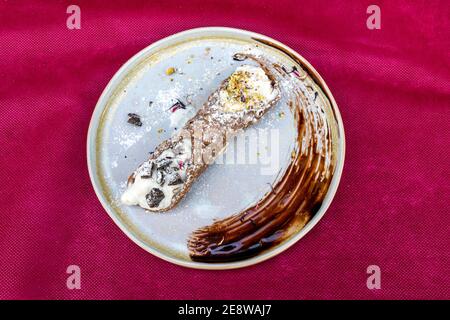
xmin=86 ymin=27 xmax=346 ymax=270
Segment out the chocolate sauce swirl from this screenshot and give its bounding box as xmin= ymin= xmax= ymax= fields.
xmin=188 ymin=57 xmax=337 ymax=262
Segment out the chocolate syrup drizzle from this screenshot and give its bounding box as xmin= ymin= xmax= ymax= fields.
xmin=188 ymin=54 xmax=337 ymax=262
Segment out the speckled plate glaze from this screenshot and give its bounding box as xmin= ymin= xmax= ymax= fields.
xmin=87 ymin=27 xmax=345 ymax=269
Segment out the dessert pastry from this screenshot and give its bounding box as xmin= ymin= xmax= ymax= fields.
xmin=121 ymin=54 xmax=280 ymax=212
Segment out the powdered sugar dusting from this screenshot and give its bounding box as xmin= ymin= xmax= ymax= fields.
xmin=98 ymin=36 xmax=308 ymax=259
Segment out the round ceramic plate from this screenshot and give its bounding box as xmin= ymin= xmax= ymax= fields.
xmin=87 ymin=27 xmax=345 ymax=269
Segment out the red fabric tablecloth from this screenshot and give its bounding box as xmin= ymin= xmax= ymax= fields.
xmin=0 ymin=0 xmax=448 ymax=299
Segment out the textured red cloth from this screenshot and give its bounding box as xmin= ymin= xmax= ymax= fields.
xmin=0 ymin=0 xmax=448 ymax=300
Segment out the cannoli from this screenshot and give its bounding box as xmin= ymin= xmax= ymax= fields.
xmin=121 ymin=54 xmax=280 ymax=212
